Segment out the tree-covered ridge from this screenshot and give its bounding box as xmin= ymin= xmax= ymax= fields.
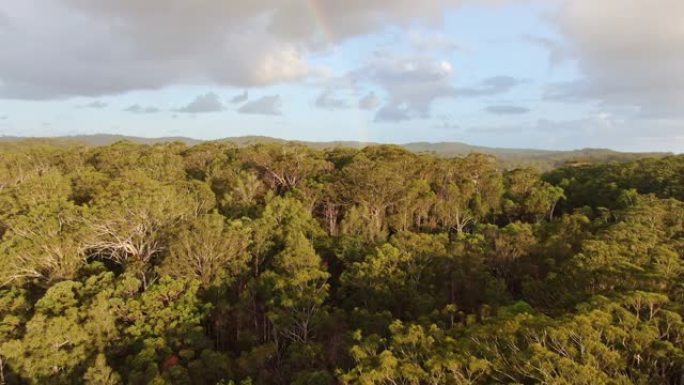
xmin=0 ymin=141 xmax=682 ymax=385
xmin=0 ymin=135 xmax=668 ymax=171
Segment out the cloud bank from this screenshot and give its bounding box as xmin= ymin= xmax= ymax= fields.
xmin=0 ymin=0 xmax=478 ymax=99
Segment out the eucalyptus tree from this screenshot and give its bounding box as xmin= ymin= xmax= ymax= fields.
xmin=85 ymin=171 xmax=205 ymax=287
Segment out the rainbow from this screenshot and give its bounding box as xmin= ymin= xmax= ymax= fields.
xmin=305 ymin=0 xmax=336 ymax=44
xmin=304 ymin=0 xmax=373 ymax=144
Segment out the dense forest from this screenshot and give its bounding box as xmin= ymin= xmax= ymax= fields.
xmin=0 ymin=140 xmax=683 ymax=385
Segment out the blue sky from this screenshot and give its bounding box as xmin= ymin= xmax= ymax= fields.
xmin=0 ymin=0 xmax=682 ymax=152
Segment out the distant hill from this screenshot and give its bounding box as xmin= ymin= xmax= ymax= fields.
xmin=0 ymin=134 xmax=670 ymax=170
xmin=0 ymin=134 xmax=204 ymax=147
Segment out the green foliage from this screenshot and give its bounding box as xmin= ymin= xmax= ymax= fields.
xmin=160 ymin=213 xmax=251 ymax=288
xmin=260 ymin=232 xmax=329 ymax=342
xmin=0 ymin=201 xmax=90 ymax=286
xmin=504 ymin=167 xmax=565 ymax=221
xmin=1 ymin=141 xmax=683 ymax=384
xmin=83 ymin=354 xmax=122 ymax=385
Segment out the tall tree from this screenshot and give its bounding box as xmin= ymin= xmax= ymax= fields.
xmin=160 ymin=213 xmax=251 ymax=288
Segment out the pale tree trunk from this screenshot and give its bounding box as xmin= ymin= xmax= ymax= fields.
xmin=0 ymin=355 xmax=5 ymax=385
xmin=324 ymin=202 xmax=339 ymax=236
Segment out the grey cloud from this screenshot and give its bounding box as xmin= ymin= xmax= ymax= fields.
xmin=485 ymin=105 xmax=530 ymax=115
xmin=482 ymin=76 xmax=521 ymax=89
xmin=77 ymin=100 xmax=107 ymax=109
xmin=359 ymin=59 xmax=523 ymax=122
xmin=238 ymin=95 xmax=282 ymax=115
xmin=458 ymin=110 xmax=684 ymax=152
xmin=553 ymin=0 xmax=684 ymax=118
xmin=230 ymin=90 xmax=248 ymax=104
xmin=124 ymin=104 xmax=160 ymax=114
xmin=0 ymin=0 xmax=484 ymax=99
xmin=315 ymin=90 xmax=350 ymax=110
xmin=455 ymin=76 xmax=523 ymax=97
xmin=0 ymin=115 xmax=7 ymax=120
xmin=433 ymin=121 xmax=459 ymax=129
xmin=374 ymin=104 xmax=411 ymax=122
xmin=175 ymin=92 xmax=224 ymax=113
xmin=0 ymin=2 xmax=309 ymax=99
xmin=358 ymin=92 xmax=380 ymax=110
xmin=464 ymin=124 xmax=524 ymax=136
xmin=0 ymin=10 xmax=9 ymax=28
xmin=265 ymin=1 xmax=474 ymax=46
xmin=533 ymin=113 xmax=626 ymax=134
xmin=525 ymin=110 xmax=683 ymax=152
xmin=530 ymin=115 xmax=684 ymax=152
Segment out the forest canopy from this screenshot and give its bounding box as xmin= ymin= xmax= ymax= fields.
xmin=1 ymin=140 xmax=683 ymax=384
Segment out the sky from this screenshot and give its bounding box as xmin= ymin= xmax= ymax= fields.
xmin=0 ymin=0 xmax=682 ymax=152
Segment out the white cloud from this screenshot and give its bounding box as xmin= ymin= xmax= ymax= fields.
xmin=354 ymin=53 xmax=524 ymax=122
xmin=354 ymin=55 xmax=457 ymax=121
xmin=238 ymin=95 xmax=282 ymax=115
xmin=175 ymin=92 xmax=225 ymax=113
xmin=249 ymin=46 xmax=309 ymax=85
xmin=485 ymin=105 xmax=530 ymax=115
